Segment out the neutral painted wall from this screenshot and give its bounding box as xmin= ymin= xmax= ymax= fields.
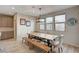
xmin=35 ymin=6 xmax=79 ymax=47
xmin=15 ymin=14 xmax=35 ymax=41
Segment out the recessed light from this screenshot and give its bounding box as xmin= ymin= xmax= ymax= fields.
xmin=12 ymin=7 xmax=15 ymax=10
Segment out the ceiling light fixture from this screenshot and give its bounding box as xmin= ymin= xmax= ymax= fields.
xmin=32 ymin=6 xmax=35 ymax=15
xmin=12 ymin=7 xmax=15 ymax=10
xmin=36 ymin=7 xmax=42 ymax=23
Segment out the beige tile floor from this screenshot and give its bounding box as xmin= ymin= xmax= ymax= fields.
xmin=0 ymin=39 xmax=44 ymax=53
xmin=63 ymin=44 xmax=79 ymax=53
xmin=0 ymin=39 xmax=79 ymax=53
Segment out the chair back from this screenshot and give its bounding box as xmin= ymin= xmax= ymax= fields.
xmin=51 ymin=35 xmax=64 ymax=53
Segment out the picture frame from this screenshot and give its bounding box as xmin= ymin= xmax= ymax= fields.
xmin=20 ymin=18 xmax=26 ymax=25
xmin=26 ymin=21 xmax=31 ymax=27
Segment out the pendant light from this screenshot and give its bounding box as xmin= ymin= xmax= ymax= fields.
xmin=36 ymin=7 xmax=42 ymax=23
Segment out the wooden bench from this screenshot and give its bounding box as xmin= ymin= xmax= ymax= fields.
xmin=27 ymin=39 xmax=51 ymax=53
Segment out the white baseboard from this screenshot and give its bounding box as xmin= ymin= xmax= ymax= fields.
xmin=63 ymin=42 xmax=79 ymax=48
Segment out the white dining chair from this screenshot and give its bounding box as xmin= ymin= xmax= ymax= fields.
xmin=51 ymin=35 xmax=64 ymax=53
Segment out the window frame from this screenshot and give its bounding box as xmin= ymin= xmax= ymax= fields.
xmin=39 ymin=14 xmax=66 ymax=32
xmin=54 ymin=14 xmax=66 ymax=32
xmin=39 ymin=19 xmax=45 ymax=31
xmin=46 ymin=17 xmax=54 ymax=31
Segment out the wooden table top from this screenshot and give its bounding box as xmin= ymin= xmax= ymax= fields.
xmin=29 ymin=32 xmax=58 ymax=41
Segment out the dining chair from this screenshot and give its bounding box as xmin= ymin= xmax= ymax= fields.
xmin=22 ymin=33 xmax=29 ymax=44
xmin=51 ymin=35 xmax=64 ymax=53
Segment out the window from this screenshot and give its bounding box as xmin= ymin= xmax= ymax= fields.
xmin=46 ymin=17 xmax=53 ymax=30
xmin=40 ymin=19 xmax=45 ymax=30
xmin=39 ymin=14 xmax=66 ymax=32
xmin=55 ymin=15 xmax=65 ymax=31
xmin=46 ymin=17 xmax=53 ymax=23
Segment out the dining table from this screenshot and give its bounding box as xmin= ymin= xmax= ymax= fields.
xmin=28 ymin=32 xmax=59 ymax=46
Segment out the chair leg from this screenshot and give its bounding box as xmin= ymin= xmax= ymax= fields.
xmin=61 ymin=47 xmax=63 ymax=53
xmin=58 ymin=47 xmax=63 ymax=53
xmin=58 ymin=48 xmax=60 ymax=53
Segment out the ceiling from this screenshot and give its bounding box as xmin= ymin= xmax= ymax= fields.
xmin=0 ymin=5 xmax=77 ymax=16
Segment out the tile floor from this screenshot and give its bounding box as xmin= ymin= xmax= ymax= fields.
xmin=0 ymin=39 xmax=79 ymax=53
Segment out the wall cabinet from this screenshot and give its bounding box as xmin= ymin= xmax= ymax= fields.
xmin=7 ymin=17 xmax=13 ymax=27
xmin=0 ymin=15 xmax=14 ymax=40
xmin=0 ymin=15 xmax=13 ymax=27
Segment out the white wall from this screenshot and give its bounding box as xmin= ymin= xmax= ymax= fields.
xmin=64 ymin=7 xmax=79 ymax=47
xmin=16 ymin=14 xmax=35 ymax=41
xmin=35 ymin=6 xmax=79 ymax=47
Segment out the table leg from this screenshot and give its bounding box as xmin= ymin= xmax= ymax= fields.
xmin=47 ymin=40 xmax=53 ymax=52
xmin=47 ymin=40 xmax=50 ymax=46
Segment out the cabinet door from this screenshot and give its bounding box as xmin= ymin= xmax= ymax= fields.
xmin=0 ymin=16 xmax=2 ymax=27
xmin=1 ymin=32 xmax=5 ymax=39
xmin=1 ymin=16 xmax=8 ymax=27
xmin=0 ymin=15 xmax=13 ymax=27
xmin=1 ymin=31 xmax=14 ymax=40
xmin=7 ymin=17 xmax=13 ymax=27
